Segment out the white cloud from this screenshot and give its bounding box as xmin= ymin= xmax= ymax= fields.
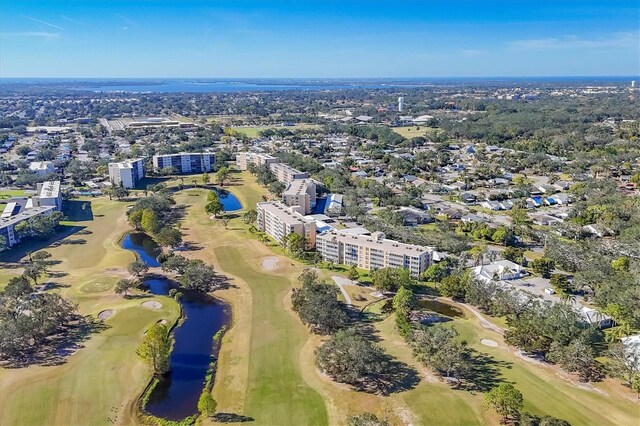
xmin=60 ymin=15 xmax=85 ymax=26
xmin=1 ymin=31 xmax=61 ymax=39
xmin=116 ymin=14 xmax=137 ymax=27
xmin=22 ymin=16 xmax=64 ymax=31
xmin=508 ymin=32 xmax=639 ymax=50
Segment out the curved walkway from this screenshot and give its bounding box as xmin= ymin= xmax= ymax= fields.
xmin=331 ymin=276 xmax=353 ymax=305
xmin=459 ymin=301 xmax=505 ymax=334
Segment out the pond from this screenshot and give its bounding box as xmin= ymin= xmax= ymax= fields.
xmin=417 ymin=299 xmax=465 ymax=318
xmin=121 ymin=233 xmax=230 ymax=421
xmin=216 ymin=188 xmax=242 ymax=212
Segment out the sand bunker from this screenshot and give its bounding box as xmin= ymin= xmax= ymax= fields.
xmin=141 ymin=300 xmax=163 ymax=309
xmin=262 ymin=256 xmax=278 ymax=270
xmin=480 ymin=339 xmax=498 ymax=347
xmin=98 ymin=309 xmax=114 ymax=320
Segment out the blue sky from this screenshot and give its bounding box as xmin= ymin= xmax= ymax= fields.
xmin=1 ymin=1 xmax=638 ymax=78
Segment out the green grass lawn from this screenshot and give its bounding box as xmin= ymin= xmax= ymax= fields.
xmin=227 ymin=170 xmax=265 ymax=210
xmin=391 ymin=126 xmax=437 ymax=138
xmin=0 ymin=189 xmax=26 ymax=199
xmin=3 ymin=171 xmax=638 ymax=426
xmin=172 ymin=181 xmax=328 ymax=425
xmin=0 ymin=195 xmax=181 ymax=426
xmin=214 ymin=246 xmax=328 ymax=425
xmin=228 ymin=124 xmax=320 ymax=138
xmin=375 ymin=301 xmax=640 ymax=426
xmin=1 ymin=301 xmax=179 ymax=426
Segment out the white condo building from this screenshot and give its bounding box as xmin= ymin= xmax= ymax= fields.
xmin=236 ymin=152 xmax=279 ymax=170
xmin=269 ymin=162 xmax=309 ymax=186
xmin=256 ymin=201 xmax=316 ymax=249
xmin=35 ymin=181 xmax=62 ymax=211
xmin=0 ymin=180 xmax=62 ymax=250
xmin=108 ymin=158 xmax=145 ymax=189
xmin=153 ymin=152 xmax=216 ymax=174
xmin=316 ymin=230 xmax=432 ymax=277
xmin=282 ymin=179 xmax=316 ymax=214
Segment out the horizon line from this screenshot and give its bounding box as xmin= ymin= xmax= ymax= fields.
xmin=1 ymin=75 xmax=639 ymax=80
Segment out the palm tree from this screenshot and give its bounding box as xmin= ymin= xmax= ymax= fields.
xmin=220 ymin=216 xmax=230 ymax=230
xmin=606 ymin=323 xmax=632 ymax=342
xmin=470 ymin=245 xmax=487 ymax=266
xmin=559 ymin=291 xmax=576 ymax=306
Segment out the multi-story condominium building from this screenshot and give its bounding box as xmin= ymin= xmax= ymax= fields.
xmin=236 ymin=152 xmax=279 ymax=170
xmin=282 ymin=179 xmax=316 ymax=214
xmin=108 ymin=158 xmax=145 ymax=189
xmin=256 ymin=201 xmax=316 ymax=249
xmin=0 ymin=200 xmax=57 ymax=250
xmin=316 ymin=230 xmax=432 ymax=277
xmin=152 ymin=152 xmax=216 ymax=174
xmin=34 ymin=181 xmax=62 ymax=211
xmin=269 ymin=162 xmax=309 ymax=186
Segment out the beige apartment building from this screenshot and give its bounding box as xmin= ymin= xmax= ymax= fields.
xmin=256 ymin=201 xmax=316 ymax=249
xmin=269 ymin=162 xmax=309 ymax=186
xmin=282 ymin=179 xmax=317 ymax=214
xmin=235 ymin=152 xmax=279 ymax=170
xmin=316 ymin=230 xmax=431 ymax=277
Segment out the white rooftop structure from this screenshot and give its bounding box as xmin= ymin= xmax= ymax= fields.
xmin=472 ymin=260 xmax=527 ymax=282
xmin=325 ymin=193 xmax=344 ymax=216
xmin=36 ymin=181 xmax=62 ymax=211
xmin=337 ymin=227 xmax=371 ymax=236
xmin=29 ymin=161 xmax=55 ymax=177
xmin=621 ymin=334 xmax=640 ymax=368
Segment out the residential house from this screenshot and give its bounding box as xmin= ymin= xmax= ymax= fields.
xmin=461 ymin=193 xmax=476 ymax=204
xmin=441 ymin=208 xmax=463 ymax=220
xmin=397 ymin=206 xmax=433 ymax=226
xmin=580 ymin=306 xmax=614 ymax=329
xmin=29 ymin=161 xmax=55 ymax=177
xmin=527 ymin=196 xmax=544 ymax=207
xmin=553 ymin=180 xmax=572 ymax=191
xmin=472 ymin=260 xmax=528 ymax=282
xmin=481 ymin=200 xmax=502 ymax=211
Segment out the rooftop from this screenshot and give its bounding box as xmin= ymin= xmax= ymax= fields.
xmin=38 ymin=181 xmax=61 ymax=199
xmin=29 ymin=161 xmax=54 ymax=171
xmin=257 ymin=201 xmax=314 ymax=226
xmin=110 ymin=158 xmax=144 ymax=169
xmin=283 ymin=179 xmax=315 ymax=197
xmin=319 ymin=229 xmax=431 ymax=257
xmin=0 ymin=205 xmax=56 ymax=229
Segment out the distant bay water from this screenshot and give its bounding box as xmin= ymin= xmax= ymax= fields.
xmin=0 ymin=77 xmax=636 ymax=93
xmin=73 ymin=79 xmax=430 ymax=93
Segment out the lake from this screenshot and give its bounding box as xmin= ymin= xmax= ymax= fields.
xmin=121 ymin=232 xmax=230 ymax=421
xmin=217 ymin=189 xmax=242 ymax=211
